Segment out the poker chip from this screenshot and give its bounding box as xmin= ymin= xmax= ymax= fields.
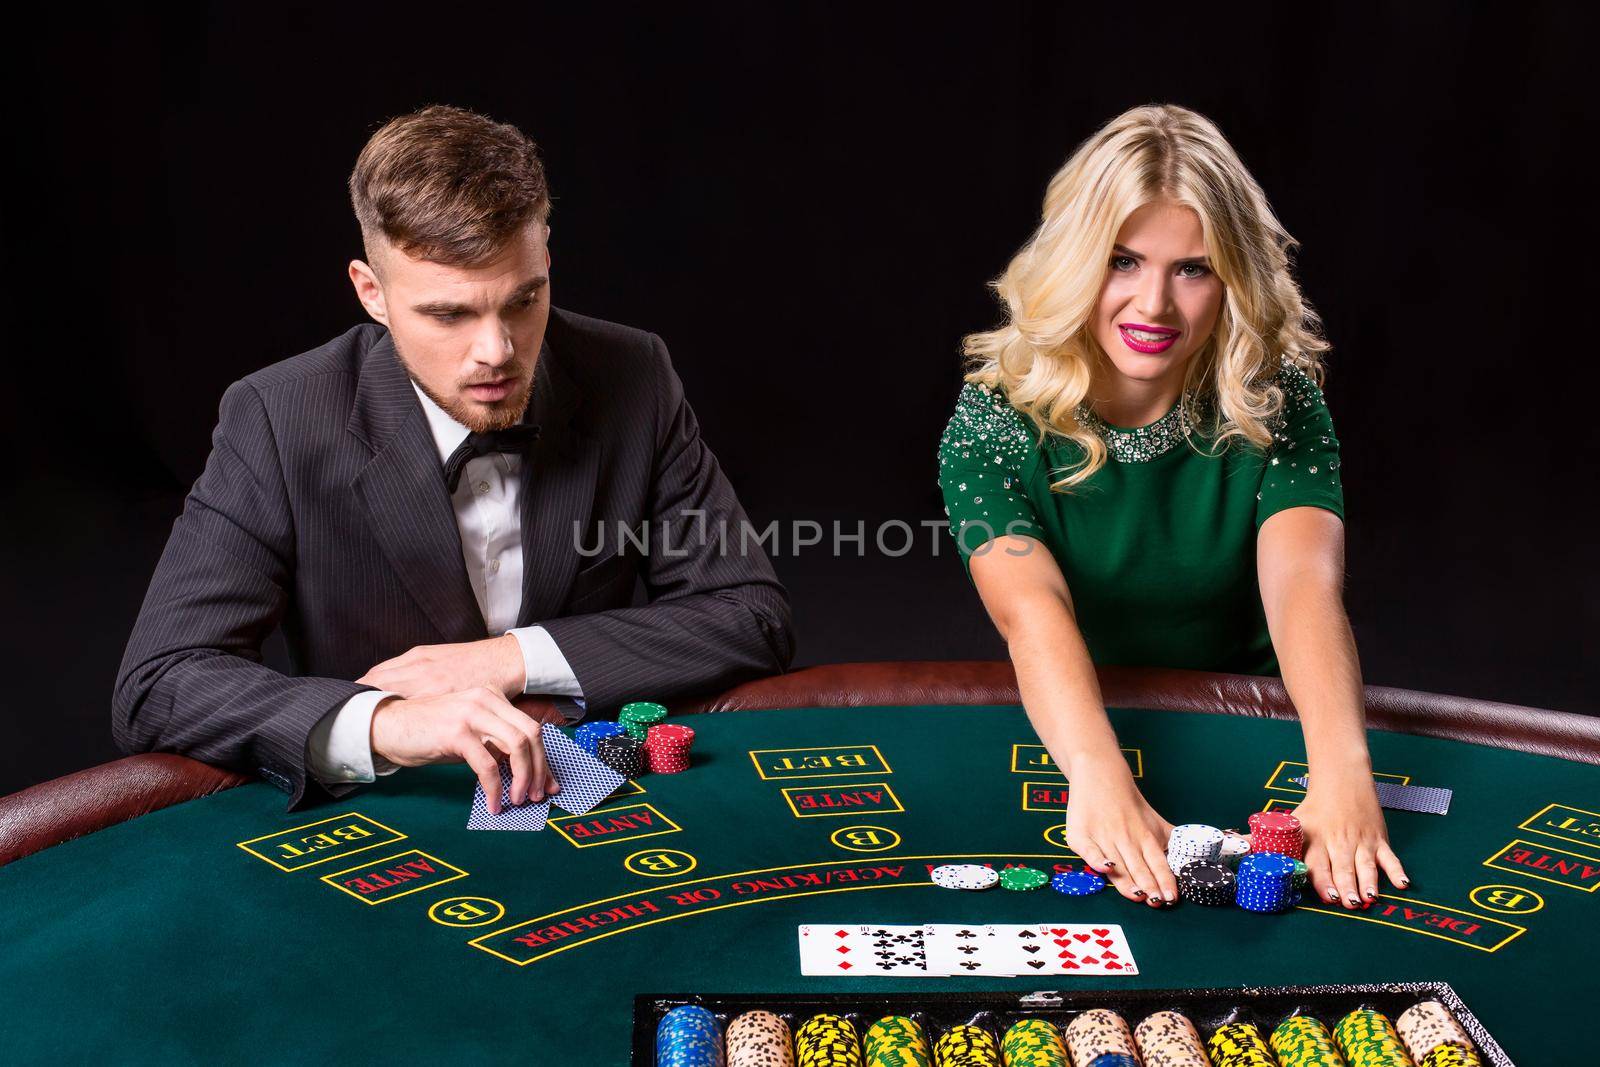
xmin=1333 ymin=1008 xmax=1415 ymax=1067
xmin=727 ymin=1010 xmax=795 ymax=1067
xmin=795 ymin=1013 xmax=862 ymax=1067
xmin=864 ymin=1015 xmax=931 ymax=1066
xmin=1219 ymin=830 xmax=1252 ymax=869
xmin=998 ymin=866 xmax=1049 ymax=891
xmin=1269 ymin=1014 xmax=1342 ymax=1067
xmin=1207 ymin=1021 xmax=1276 ymax=1066
xmin=1000 ymin=1019 xmax=1068 ymax=1067
xmin=656 ymin=1004 xmax=724 ymax=1067
xmin=645 ymin=722 xmax=695 ymax=774
xmin=1050 ymin=870 xmax=1107 ymax=896
xmin=1247 ymin=810 xmax=1306 ymax=861
xmin=574 ymin=720 xmax=626 ymax=755
xmin=1421 ymin=1047 xmax=1482 ymax=1067
xmin=595 ymin=734 xmax=646 ymax=779
xmin=619 ymin=701 xmax=670 ymax=740
xmin=931 ymin=864 xmax=1000 ymax=890
xmin=933 ymin=1023 xmax=999 ymax=1066
xmin=1396 ymin=1001 xmax=1476 ymax=1064
xmin=1063 ymin=1009 xmax=1138 ymax=1066
xmin=1166 ymin=824 xmax=1225 ymax=873
xmin=1134 ymin=1010 xmax=1209 ymax=1067
xmin=1234 ymin=852 xmax=1299 ymax=913
xmin=1176 ymin=861 xmax=1236 ymax=906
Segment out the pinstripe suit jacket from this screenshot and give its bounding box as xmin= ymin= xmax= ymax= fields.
xmin=112 ymin=309 xmax=795 ymax=810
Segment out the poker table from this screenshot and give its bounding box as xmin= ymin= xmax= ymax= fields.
xmin=3 ymin=662 xmax=1597 ymax=1065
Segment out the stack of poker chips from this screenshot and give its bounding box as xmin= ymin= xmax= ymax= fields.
xmin=1397 ymin=1001 xmax=1480 ymax=1066
xmin=795 ymin=1013 xmax=861 ymax=1066
xmin=932 ymin=1024 xmax=999 ymax=1066
xmin=1134 ymin=1010 xmax=1210 ymax=1066
xmin=1269 ymin=1014 xmax=1343 ymax=1066
xmin=1167 ymin=824 xmax=1225 ymax=875
xmin=1219 ymin=829 xmax=1252 ymax=869
xmin=726 ymin=1010 xmax=795 ymax=1067
xmin=1176 ymin=861 xmax=1236 ymax=906
xmin=1050 ymin=869 xmax=1107 ymax=896
xmin=645 ymin=722 xmax=696 ymax=773
xmin=1333 ymin=1008 xmax=1416 ymax=1067
xmin=1234 ymin=853 xmax=1301 ymax=913
xmin=595 ymin=734 xmax=645 ymax=780
xmin=1207 ymin=1021 xmax=1276 ymax=1066
xmin=931 ymin=864 xmax=1000 ymax=890
xmin=1063 ymin=1009 xmax=1139 ymax=1066
xmin=863 ymin=1015 xmax=930 ymax=1065
xmin=655 ymin=1005 xmax=724 ymax=1067
xmin=574 ymin=720 xmax=627 ymax=756
xmin=998 ymin=866 xmax=1049 ymax=892
xmin=1247 ymin=810 xmax=1306 ymax=860
xmin=620 ymin=701 xmax=669 ymax=740
xmin=1000 ymin=1019 xmax=1068 ymax=1066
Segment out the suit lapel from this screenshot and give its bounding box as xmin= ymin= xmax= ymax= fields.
xmin=517 ymin=328 xmax=599 ymax=627
xmin=348 ymin=330 xmax=487 ymax=643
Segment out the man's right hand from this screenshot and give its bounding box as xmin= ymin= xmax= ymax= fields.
xmin=369 ymin=688 xmax=559 ymax=814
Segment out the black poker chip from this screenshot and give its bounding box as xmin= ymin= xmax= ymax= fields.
xmin=595 ymin=734 xmax=645 ymax=779
xmin=1177 ymin=861 xmax=1236 ymax=906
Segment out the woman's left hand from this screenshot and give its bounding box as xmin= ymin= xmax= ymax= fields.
xmin=1293 ymin=773 xmax=1410 ymax=909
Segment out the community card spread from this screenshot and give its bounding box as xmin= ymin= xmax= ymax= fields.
xmin=989 ymin=923 xmax=1138 ymax=976
xmin=540 ymin=723 xmax=626 ymax=816
xmin=467 ymin=762 xmax=551 ymax=831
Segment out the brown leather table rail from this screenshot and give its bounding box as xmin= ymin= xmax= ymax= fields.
xmin=4 ymin=661 xmax=1596 ymax=868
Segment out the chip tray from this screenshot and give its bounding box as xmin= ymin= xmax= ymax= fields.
xmin=632 ymin=982 xmax=1514 ymax=1065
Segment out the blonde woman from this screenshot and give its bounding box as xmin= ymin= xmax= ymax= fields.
xmin=939 ymin=104 xmax=1406 ymax=912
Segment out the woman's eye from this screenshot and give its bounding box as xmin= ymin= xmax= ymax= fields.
xmin=1111 ymin=255 xmax=1136 ymax=272
xmin=1179 ymin=263 xmax=1211 ymax=278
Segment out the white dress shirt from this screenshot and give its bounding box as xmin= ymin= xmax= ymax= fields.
xmin=306 ymin=381 xmax=584 ymax=786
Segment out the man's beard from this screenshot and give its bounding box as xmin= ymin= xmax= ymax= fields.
xmin=394 ymin=340 xmax=535 ymax=433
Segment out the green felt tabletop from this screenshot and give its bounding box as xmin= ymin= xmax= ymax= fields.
xmin=2 ymin=705 xmax=1595 ymax=1064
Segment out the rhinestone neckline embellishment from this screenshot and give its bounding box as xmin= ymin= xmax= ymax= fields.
xmin=1075 ymin=396 xmax=1195 ymax=463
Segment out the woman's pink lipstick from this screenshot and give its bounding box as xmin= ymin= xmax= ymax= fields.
xmin=1118 ymin=322 xmax=1181 ymax=354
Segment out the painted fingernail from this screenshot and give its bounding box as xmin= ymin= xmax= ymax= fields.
xmin=1132 ymin=888 xmax=1145 ymax=898
xmin=1365 ymin=889 xmax=1376 ymax=899
xmin=1348 ymin=895 xmax=1360 ymax=906
xmin=1400 ymin=878 xmax=1410 ymax=887
xmin=1327 ymin=889 xmax=1339 ymax=901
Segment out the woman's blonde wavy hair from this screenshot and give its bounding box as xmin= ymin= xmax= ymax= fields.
xmin=963 ymin=104 xmax=1330 ymax=489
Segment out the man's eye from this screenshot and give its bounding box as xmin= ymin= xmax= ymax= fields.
xmin=435 ymin=313 xmax=462 ymax=324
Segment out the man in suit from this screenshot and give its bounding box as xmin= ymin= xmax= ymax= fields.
xmin=112 ymin=105 xmax=794 ymax=813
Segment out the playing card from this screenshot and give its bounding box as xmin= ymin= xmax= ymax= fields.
xmin=797 ymin=924 xmax=871 ymax=976
xmin=990 ymin=923 xmax=1138 ymax=976
xmin=1290 ymin=774 xmax=1452 ymax=815
xmin=922 ymin=924 xmax=1014 ymax=977
xmin=540 ymin=723 xmax=627 ymax=815
xmin=467 ymin=761 xmax=551 ymax=831
xmin=863 ymin=924 xmax=935 ymax=976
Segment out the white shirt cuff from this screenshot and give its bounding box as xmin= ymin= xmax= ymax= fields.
xmin=306 ymin=690 xmax=401 ymax=785
xmin=508 ymin=625 xmax=585 ymax=699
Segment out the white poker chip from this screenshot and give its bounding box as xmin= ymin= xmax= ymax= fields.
xmin=930 ymin=863 xmax=999 ymax=890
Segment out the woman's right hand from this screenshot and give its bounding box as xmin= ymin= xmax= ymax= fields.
xmin=1064 ymin=759 xmax=1178 ymax=907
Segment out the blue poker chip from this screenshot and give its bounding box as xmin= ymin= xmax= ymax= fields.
xmin=1050 ymin=870 xmax=1107 ymax=896
xmin=656 ymin=1005 xmax=723 ymax=1066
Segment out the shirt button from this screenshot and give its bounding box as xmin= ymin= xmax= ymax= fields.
xmin=489 ymin=559 xmax=501 ymax=573
xmin=475 ymin=480 xmax=490 ymax=495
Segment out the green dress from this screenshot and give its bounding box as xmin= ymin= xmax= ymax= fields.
xmin=937 ymin=360 xmax=1343 ymax=676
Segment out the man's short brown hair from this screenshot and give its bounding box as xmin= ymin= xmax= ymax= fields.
xmin=349 ymin=105 xmax=551 ymax=270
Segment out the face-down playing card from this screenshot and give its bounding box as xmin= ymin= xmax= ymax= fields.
xmin=467 ymin=761 xmax=551 ymax=831
xmin=538 ymin=723 xmax=626 ymax=815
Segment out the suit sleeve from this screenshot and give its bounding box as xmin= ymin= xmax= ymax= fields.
xmin=539 ymin=334 xmax=796 ymax=710
xmin=111 ymin=378 xmax=381 ymax=811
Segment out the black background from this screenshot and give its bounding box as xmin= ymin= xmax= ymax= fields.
xmin=4 ymin=4 xmax=1595 ymax=797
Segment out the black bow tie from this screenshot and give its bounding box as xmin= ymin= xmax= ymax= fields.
xmin=442 ymin=424 xmax=541 ymax=493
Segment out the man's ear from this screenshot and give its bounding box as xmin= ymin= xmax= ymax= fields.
xmin=348 ymin=259 xmax=389 ymax=326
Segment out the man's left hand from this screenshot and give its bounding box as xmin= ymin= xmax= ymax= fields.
xmin=358 ymin=635 xmax=526 ymax=700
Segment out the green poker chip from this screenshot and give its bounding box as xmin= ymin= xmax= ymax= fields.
xmin=998 ymin=865 xmax=1048 ymax=891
